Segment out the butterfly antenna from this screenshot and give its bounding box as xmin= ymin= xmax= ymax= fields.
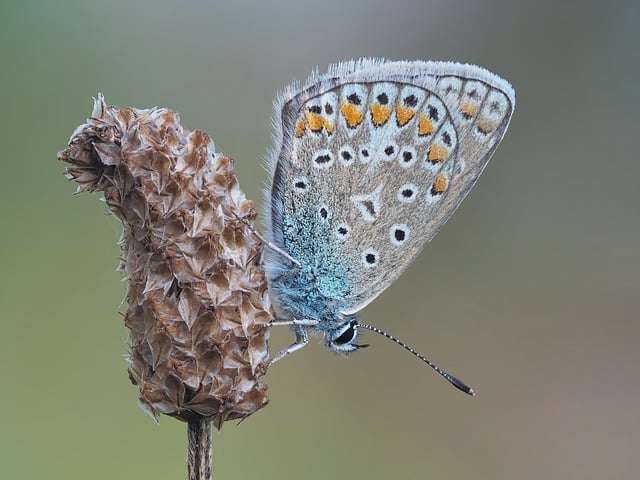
xmin=357 ymin=322 xmax=475 ymax=396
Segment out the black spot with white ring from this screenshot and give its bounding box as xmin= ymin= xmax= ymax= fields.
xmin=312 ymin=149 xmax=334 ymax=169
xmin=398 ymin=146 xmax=417 ymax=168
xmin=318 ymin=205 xmax=331 ymax=222
xmin=334 ymin=223 xmax=351 ymax=240
xmin=397 ymin=183 xmax=418 ymax=203
xmin=382 ymin=142 xmax=398 ymax=161
xmin=292 ymin=176 xmax=310 ymax=194
xmin=339 ymin=145 xmax=356 ymax=166
xmin=362 ymin=248 xmax=379 ymax=268
xmin=359 ymin=145 xmax=371 ymax=164
xmin=390 ymin=224 xmax=410 ymax=246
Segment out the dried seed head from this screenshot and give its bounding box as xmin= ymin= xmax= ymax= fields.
xmin=58 ymin=94 xmax=272 ymax=428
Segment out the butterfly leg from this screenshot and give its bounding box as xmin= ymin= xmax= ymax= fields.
xmin=251 ymin=229 xmax=302 ymax=269
xmin=267 ymin=319 xmax=318 ymax=366
xmin=229 ymin=212 xmax=302 ymax=267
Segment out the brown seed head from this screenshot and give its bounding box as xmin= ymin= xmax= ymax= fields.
xmin=58 ymin=94 xmax=272 ymax=428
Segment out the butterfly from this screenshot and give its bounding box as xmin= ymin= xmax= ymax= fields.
xmin=261 ymin=59 xmax=514 ymax=394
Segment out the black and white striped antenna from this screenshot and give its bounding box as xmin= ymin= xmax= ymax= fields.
xmin=357 ymin=322 xmax=475 ymax=396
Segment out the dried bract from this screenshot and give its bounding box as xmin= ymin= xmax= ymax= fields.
xmin=58 ymin=94 xmax=272 ymax=428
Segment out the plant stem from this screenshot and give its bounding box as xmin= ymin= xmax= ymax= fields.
xmin=187 ymin=416 xmax=212 ymax=480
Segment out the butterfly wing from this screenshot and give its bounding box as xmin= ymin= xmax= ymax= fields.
xmin=265 ymin=59 xmax=514 ymax=316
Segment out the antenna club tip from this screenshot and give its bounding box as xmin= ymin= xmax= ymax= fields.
xmin=358 ymin=321 xmax=475 ymax=396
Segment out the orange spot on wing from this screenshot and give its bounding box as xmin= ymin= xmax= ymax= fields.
xmin=295 ymin=119 xmax=306 ymax=137
xmin=341 ymin=102 xmax=364 ymax=128
xmin=418 ymin=114 xmax=435 ymax=136
xmin=396 ymin=104 xmax=415 ymax=126
xmin=428 ymin=144 xmax=449 ymax=163
xmin=459 ymin=101 xmax=479 ymax=118
xmin=303 ymin=112 xmax=334 ymax=135
xmin=370 ymin=103 xmax=392 ymax=126
xmin=305 ymin=112 xmax=324 ymax=132
xmin=432 ymin=173 xmax=448 ymax=194
xmin=323 ymin=118 xmax=334 ymax=135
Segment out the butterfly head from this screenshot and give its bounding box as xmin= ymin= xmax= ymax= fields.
xmin=324 ymin=317 xmax=369 ymax=354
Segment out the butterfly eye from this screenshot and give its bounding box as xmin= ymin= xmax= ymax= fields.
xmin=331 ymin=319 xmax=358 ymax=345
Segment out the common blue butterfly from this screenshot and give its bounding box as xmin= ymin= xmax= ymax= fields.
xmin=262 ymin=59 xmax=515 ymax=394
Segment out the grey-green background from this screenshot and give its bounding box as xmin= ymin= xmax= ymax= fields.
xmin=2 ymin=1 xmax=638 ymax=479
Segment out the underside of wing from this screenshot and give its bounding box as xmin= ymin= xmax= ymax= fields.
xmin=264 ymin=59 xmax=515 ymax=315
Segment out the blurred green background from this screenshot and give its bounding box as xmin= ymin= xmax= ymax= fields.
xmin=2 ymin=1 xmax=639 ymax=479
